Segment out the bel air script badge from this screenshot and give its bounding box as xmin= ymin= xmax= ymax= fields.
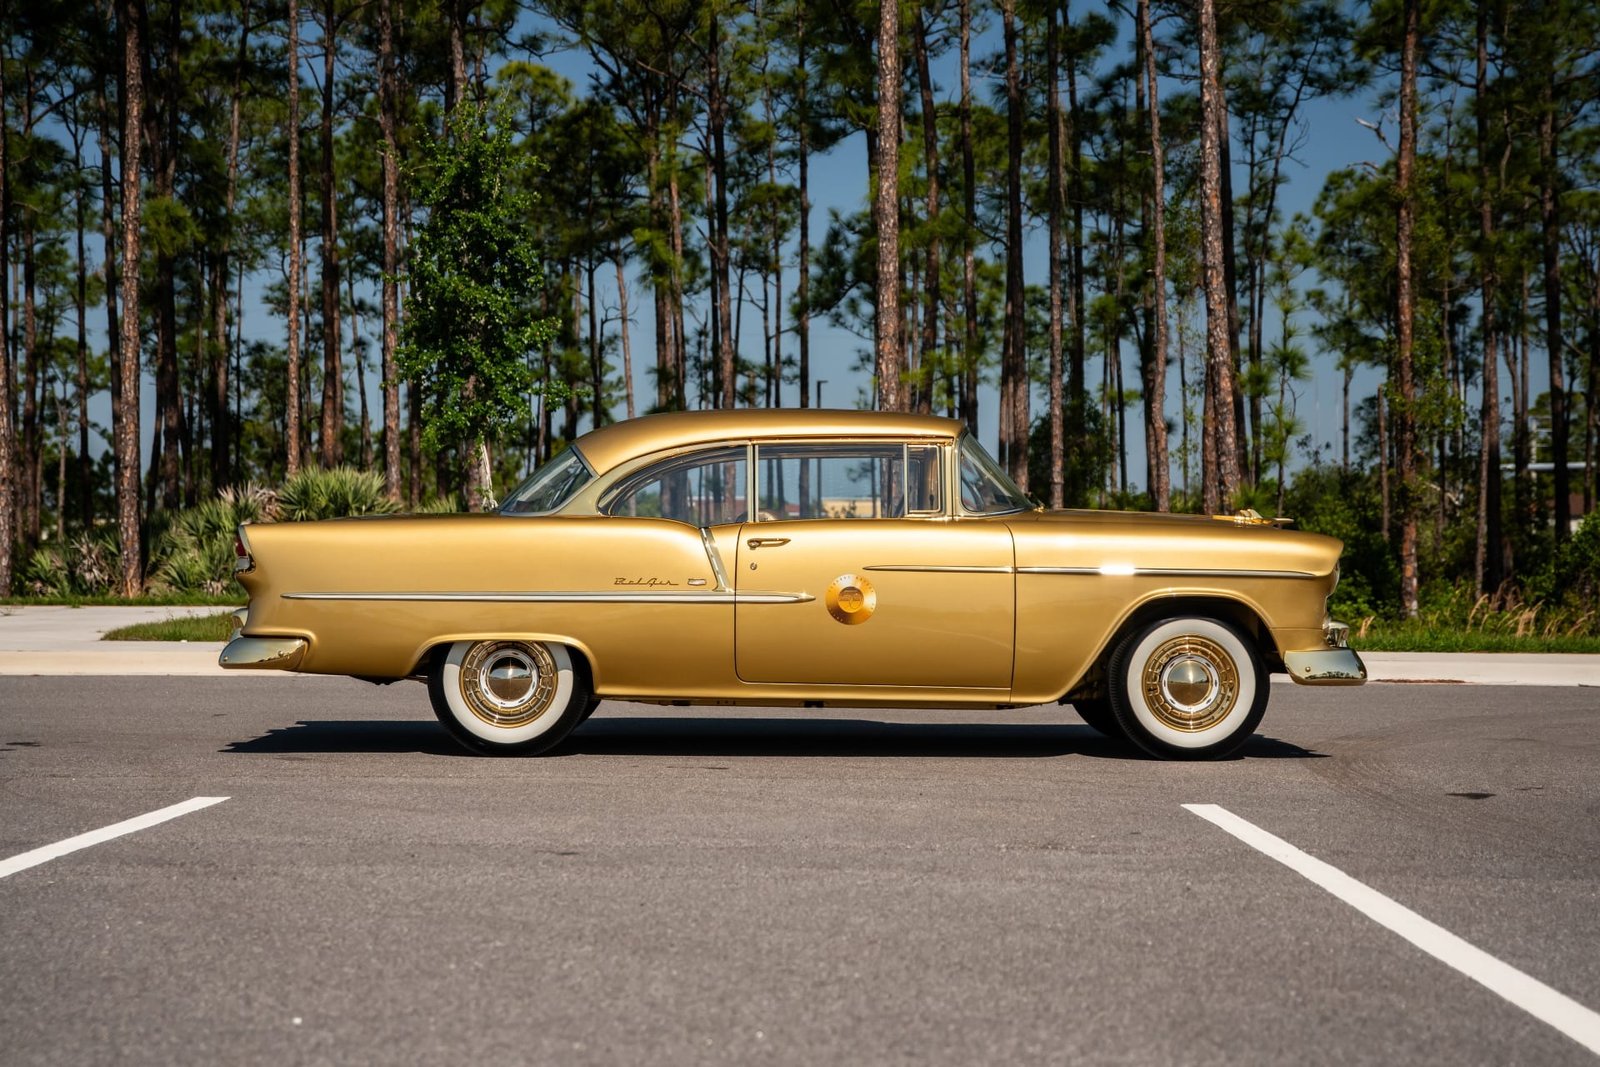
xmin=825 ymin=573 xmax=877 ymax=625
xmin=614 ymin=577 xmax=679 ymax=587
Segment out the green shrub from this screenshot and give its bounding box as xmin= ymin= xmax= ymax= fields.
xmin=275 ymin=467 xmax=401 ymax=522
xmin=1546 ymin=510 xmax=1600 ymax=607
xmin=150 ymin=484 xmax=276 ymax=595
xmin=22 ymin=533 xmax=122 ymax=597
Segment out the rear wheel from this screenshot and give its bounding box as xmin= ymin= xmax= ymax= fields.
xmin=1106 ymin=616 xmax=1267 ymax=760
xmin=429 ymin=639 xmax=590 ymax=755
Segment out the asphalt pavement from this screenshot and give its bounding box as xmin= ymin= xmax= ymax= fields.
xmin=2 ymin=667 xmax=1599 ymax=1064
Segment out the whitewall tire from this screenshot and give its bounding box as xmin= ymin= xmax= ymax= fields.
xmin=429 ymin=639 xmax=589 ymax=755
xmin=1107 ymin=616 xmax=1267 ymax=760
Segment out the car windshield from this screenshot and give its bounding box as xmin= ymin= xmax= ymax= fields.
xmin=499 ymin=448 xmax=593 ymax=515
xmin=957 ymin=435 xmax=1033 ymax=515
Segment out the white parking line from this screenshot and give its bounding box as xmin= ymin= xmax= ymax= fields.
xmin=0 ymin=796 xmax=230 ymax=880
xmin=1183 ymin=803 xmax=1600 ymax=1056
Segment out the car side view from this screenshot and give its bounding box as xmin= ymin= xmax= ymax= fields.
xmin=221 ymin=409 xmax=1365 ymax=759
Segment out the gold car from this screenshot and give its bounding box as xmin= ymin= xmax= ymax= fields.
xmin=223 ymin=409 xmax=1364 ymax=759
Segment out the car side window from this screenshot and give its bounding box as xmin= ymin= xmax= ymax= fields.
xmin=602 ymin=447 xmax=749 ymax=526
xmin=755 ymin=443 xmax=941 ymax=520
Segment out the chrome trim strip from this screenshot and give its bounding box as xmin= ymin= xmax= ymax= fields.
xmin=1015 ymin=566 xmax=1317 ymax=579
xmin=699 ymin=527 xmax=732 ymax=591
xmin=862 ymin=565 xmax=1014 ymax=574
xmin=282 ymin=590 xmax=814 ymax=605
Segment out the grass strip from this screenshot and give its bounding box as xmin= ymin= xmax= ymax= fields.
xmin=3 ymin=593 xmax=242 ymax=607
xmin=1352 ymin=627 xmax=1600 ymax=654
xmin=102 ymin=612 xmax=238 ymax=643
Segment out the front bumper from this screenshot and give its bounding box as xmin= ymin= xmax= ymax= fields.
xmin=1283 ymin=647 xmax=1367 ymax=685
xmin=1282 ymin=618 xmax=1366 ymax=685
xmin=219 ymin=634 xmax=308 ymax=671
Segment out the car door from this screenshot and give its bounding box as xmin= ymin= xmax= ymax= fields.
xmin=734 ymin=441 xmax=1014 ymax=689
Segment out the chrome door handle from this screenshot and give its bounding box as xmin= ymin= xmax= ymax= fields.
xmin=747 ymin=537 xmax=791 ymax=550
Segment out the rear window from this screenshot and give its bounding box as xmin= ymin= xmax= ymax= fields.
xmin=499 ymin=448 xmax=593 ymax=515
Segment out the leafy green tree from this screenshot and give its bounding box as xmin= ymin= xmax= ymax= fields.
xmin=398 ymin=101 xmax=556 ymax=510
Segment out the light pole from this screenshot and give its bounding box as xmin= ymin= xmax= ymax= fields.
xmin=816 ymin=379 xmax=827 ymax=409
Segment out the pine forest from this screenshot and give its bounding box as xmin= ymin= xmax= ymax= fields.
xmin=2 ymin=0 xmax=1599 ymax=636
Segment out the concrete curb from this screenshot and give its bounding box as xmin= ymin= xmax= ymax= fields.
xmin=1 ymin=606 xmax=1597 ymax=685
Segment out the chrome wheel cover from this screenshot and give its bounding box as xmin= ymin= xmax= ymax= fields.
xmin=1139 ymin=635 xmax=1239 ymax=732
xmin=458 ymin=641 xmax=558 ymax=729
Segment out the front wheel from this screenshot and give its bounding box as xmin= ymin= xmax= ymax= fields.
xmin=428 ymin=639 xmax=590 ymax=755
xmin=1106 ymin=616 xmax=1267 ymax=760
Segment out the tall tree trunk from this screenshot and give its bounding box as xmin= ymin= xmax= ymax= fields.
xmin=23 ymin=191 xmax=41 ymax=546
xmin=763 ymin=47 xmax=783 ymax=410
xmin=349 ymin=271 xmax=369 ymax=466
xmin=959 ymin=0 xmax=978 ymax=430
xmin=1217 ymin=80 xmax=1247 ymax=483
xmin=1140 ymin=0 xmax=1170 ymax=511
xmin=667 ymin=144 xmax=688 ymax=407
xmin=913 ymin=11 xmax=940 ymax=418
xmin=212 ymin=3 xmax=249 ymax=493
xmin=319 ymin=0 xmax=343 ymax=468
xmin=1046 ymin=2 xmax=1065 ymax=508
xmin=587 ymin=259 xmax=603 ymax=426
xmin=149 ymin=0 xmax=182 ymax=512
xmin=70 ymin=116 xmax=92 ymax=527
xmin=98 ymin=80 xmax=122 ymax=503
xmin=378 ymin=0 xmax=401 ymax=498
xmin=446 ymin=0 xmax=466 ymax=113
xmin=1395 ymin=0 xmax=1421 ymax=617
xmin=615 ymin=245 xmax=635 ymax=419
xmin=708 ymin=16 xmax=735 ymax=411
xmin=0 ymin=48 xmax=12 ymax=593
xmin=1539 ymin=72 xmax=1568 ymax=540
xmin=1066 ymin=26 xmax=1087 ymax=506
xmin=19 ymin=73 xmax=41 ymax=547
xmin=1378 ymin=385 xmax=1391 ymax=540
xmin=796 ymin=2 xmax=810 ymax=408
xmin=645 ymin=138 xmax=672 ymax=410
xmin=286 ymin=0 xmax=303 ymax=477
xmin=1474 ymin=5 xmax=1503 ymax=597
xmin=874 ymin=0 xmax=903 ymax=412
xmin=116 ymin=0 xmax=146 ymax=595
xmin=1198 ymin=0 xmax=1239 ymax=513
xmin=999 ymin=0 xmax=1027 ymax=489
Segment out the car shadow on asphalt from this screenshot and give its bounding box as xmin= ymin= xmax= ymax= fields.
xmin=223 ymin=716 xmax=1325 ymax=761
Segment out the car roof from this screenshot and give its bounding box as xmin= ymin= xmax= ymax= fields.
xmin=574 ymin=409 xmax=964 ymax=475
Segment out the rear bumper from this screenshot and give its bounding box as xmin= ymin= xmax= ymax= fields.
xmin=219 ymin=635 xmax=308 ymax=672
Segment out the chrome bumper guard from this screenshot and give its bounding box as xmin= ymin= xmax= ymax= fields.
xmin=1283 ymin=619 xmax=1365 ymax=685
xmin=219 ymin=634 xmax=308 ymax=672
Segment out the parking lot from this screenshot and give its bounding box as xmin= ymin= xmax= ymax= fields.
xmin=2 ymin=676 xmax=1598 ymax=1064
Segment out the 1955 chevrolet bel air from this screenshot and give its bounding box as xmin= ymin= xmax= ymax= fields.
xmin=221 ymin=409 xmax=1365 ymax=759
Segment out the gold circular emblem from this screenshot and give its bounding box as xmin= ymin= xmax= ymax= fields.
xmin=825 ymin=573 xmax=877 ymax=625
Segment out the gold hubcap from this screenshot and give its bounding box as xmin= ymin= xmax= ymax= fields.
xmin=1140 ymin=635 xmax=1238 ymax=732
xmin=459 ymin=641 xmax=558 ymax=728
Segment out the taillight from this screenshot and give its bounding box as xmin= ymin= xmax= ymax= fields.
xmin=234 ymin=530 xmax=254 ymax=573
